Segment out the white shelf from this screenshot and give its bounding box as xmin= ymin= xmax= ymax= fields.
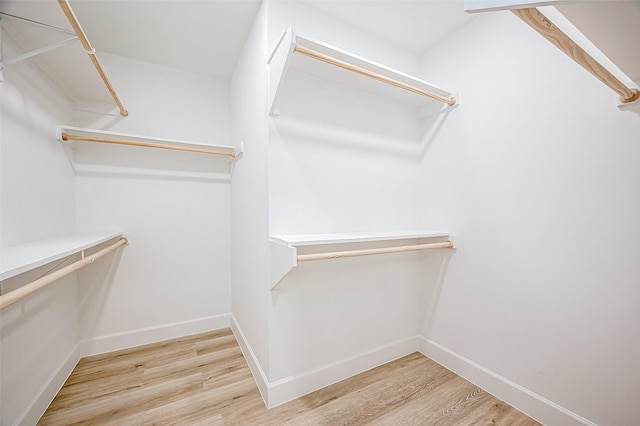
xmin=267 ymin=26 xmax=457 ymax=116
xmin=57 ymin=126 xmax=240 ymax=181
xmin=271 ymin=231 xmax=451 ymax=247
xmin=269 ymin=230 xmax=453 ymax=289
xmin=464 ymin=0 xmax=557 ymax=13
xmin=0 ymin=232 xmax=123 ymax=281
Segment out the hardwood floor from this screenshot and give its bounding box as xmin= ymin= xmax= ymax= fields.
xmin=39 ymin=329 xmax=540 ymax=425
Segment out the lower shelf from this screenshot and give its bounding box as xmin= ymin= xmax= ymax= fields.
xmin=1 ymin=232 xmax=124 ymax=281
xmin=269 ymin=231 xmax=455 ymax=289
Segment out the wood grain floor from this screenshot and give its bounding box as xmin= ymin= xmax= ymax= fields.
xmin=39 ymin=329 xmax=540 ymax=425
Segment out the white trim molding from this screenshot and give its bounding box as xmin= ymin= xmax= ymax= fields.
xmin=418 ymin=337 xmax=596 ymax=426
xmin=267 ymin=336 xmax=419 ymax=408
xmin=80 ymin=314 xmax=231 ymax=357
xmin=230 ymin=315 xmax=270 ymax=404
xmin=15 ymin=344 xmax=82 ymax=426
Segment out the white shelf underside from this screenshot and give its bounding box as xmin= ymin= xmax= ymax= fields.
xmin=271 ymin=231 xmax=451 ymax=247
xmin=1 ymin=232 xmax=123 ymax=281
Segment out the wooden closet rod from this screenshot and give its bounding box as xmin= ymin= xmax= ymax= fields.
xmin=0 ymin=237 xmax=128 ymax=311
xmin=57 ymin=0 xmax=129 ymax=116
xmin=293 ymin=44 xmax=457 ymax=106
xmin=297 ymin=241 xmax=453 ymax=263
xmin=61 ymin=132 xmax=237 ymax=157
xmin=512 ymin=8 xmax=639 ymax=104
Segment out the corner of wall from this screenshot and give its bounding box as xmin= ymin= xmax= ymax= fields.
xmin=418 ymin=337 xmax=596 ymax=426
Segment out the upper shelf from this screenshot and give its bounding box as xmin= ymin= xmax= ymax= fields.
xmin=0 ymin=232 xmax=122 ymax=281
xmin=267 ymin=26 xmax=457 ymax=116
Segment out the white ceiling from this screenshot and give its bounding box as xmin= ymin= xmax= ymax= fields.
xmin=1 ymin=0 xmax=475 ymax=79
xmin=304 ymin=0 xmax=475 ymax=55
xmin=1 ymin=0 xmax=263 ymax=78
xmin=4 ymin=0 xmax=635 ymax=100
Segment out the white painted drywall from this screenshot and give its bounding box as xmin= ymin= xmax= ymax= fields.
xmin=418 ymin=11 xmax=640 ymax=426
xmin=265 ymin=0 xmax=427 ymax=393
xmin=0 ymin=38 xmax=79 ymax=425
xmin=73 ymin=54 xmax=232 ymax=348
xmin=1 ymin=44 xmax=76 ymax=247
xmin=230 ymin=1 xmax=272 ymax=387
xmin=72 ymin=52 xmax=230 ymax=144
xmin=267 ymin=0 xmax=420 ymax=77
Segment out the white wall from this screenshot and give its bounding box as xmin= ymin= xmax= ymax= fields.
xmin=267 ymin=0 xmax=420 ymax=77
xmin=1 ymin=45 xmax=76 ymax=246
xmin=0 ymin=36 xmax=79 ymax=425
xmin=229 ymin=0 xmax=271 ymax=397
xmin=418 ymin=11 xmax=640 ymax=426
xmin=265 ymin=0 xmax=427 ymax=402
xmin=74 ymin=53 xmax=232 ymax=351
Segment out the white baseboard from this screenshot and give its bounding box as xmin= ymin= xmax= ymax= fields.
xmin=79 ymin=313 xmax=231 ymax=357
xmin=230 ymin=316 xmax=419 ymax=409
xmin=230 ymin=315 xmax=270 ymax=405
xmin=16 ymin=343 xmax=82 ymax=426
xmin=418 ymin=337 xmax=595 ymax=426
xmin=267 ymin=335 xmax=420 ymax=408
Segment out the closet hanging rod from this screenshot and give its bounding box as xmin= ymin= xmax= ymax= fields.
xmin=57 ymin=0 xmax=129 ymax=116
xmin=61 ymin=132 xmax=237 ymax=158
xmin=0 ymin=237 xmax=127 ymax=311
xmin=297 ymin=241 xmax=453 ymax=263
xmin=512 ymin=8 xmax=639 ymax=104
xmin=293 ymin=44 xmax=457 ymax=106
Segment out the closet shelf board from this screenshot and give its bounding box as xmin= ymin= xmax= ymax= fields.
xmin=269 ymin=231 xmax=452 ymax=289
xmin=270 ymin=231 xmax=451 ymax=247
xmin=268 ymin=26 xmax=456 ymax=116
xmin=463 ymin=0 xmax=558 ymax=13
xmin=0 ymin=232 xmax=123 ymax=281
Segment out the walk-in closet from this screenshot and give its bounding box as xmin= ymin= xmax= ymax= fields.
xmin=2 ymin=0 xmax=639 ymax=425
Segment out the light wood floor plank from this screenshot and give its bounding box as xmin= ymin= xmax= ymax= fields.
xmin=39 ymin=328 xmax=541 ymax=425
xmin=39 ymin=374 xmax=204 ymax=425
xmin=282 ymin=357 xmax=457 ymax=425
xmin=142 ymin=345 xmax=243 ymax=386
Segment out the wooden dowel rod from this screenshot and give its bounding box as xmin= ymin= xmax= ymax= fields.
xmin=293 ymin=44 xmax=457 ymax=106
xmin=0 ymin=237 xmax=128 ymax=311
xmin=297 ymin=241 xmax=453 ymax=263
xmin=57 ymin=0 xmax=129 ymax=116
xmin=61 ymin=132 xmax=236 ymax=158
xmin=512 ymin=8 xmax=640 ymax=104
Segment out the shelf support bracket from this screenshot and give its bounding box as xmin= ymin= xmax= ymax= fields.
xmin=0 ymin=36 xmax=78 ymax=68
xmin=269 ymin=239 xmax=297 ymax=289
